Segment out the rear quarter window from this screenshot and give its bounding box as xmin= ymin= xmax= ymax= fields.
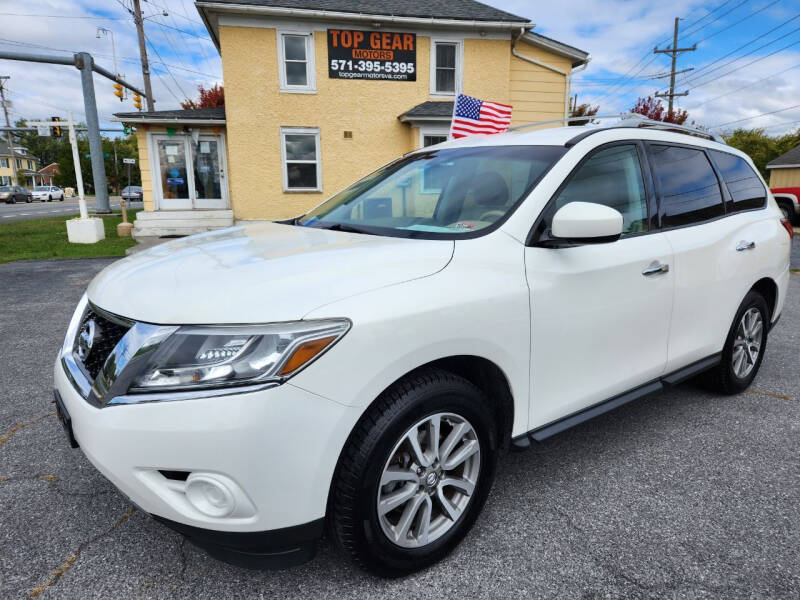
xmin=709 ymin=150 xmax=767 ymax=213
xmin=649 ymin=144 xmax=724 ymax=228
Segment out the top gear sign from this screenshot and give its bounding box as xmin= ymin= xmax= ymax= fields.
xmin=328 ymin=29 xmax=416 ymax=81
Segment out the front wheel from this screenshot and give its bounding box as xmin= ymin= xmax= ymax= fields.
xmin=48 ymin=195 xmax=52 ymax=202
xmin=703 ymin=291 xmax=769 ymax=394
xmin=330 ymin=368 xmax=497 ymax=577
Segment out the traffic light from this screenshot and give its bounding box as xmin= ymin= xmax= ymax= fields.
xmin=51 ymin=116 xmax=61 ymax=137
xmin=132 ymin=93 xmax=142 ymax=111
xmin=113 ymin=82 xmax=123 ymax=101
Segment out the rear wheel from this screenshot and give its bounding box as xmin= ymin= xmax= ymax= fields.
xmin=47 ymin=195 xmax=52 ymax=202
xmin=703 ymin=291 xmax=768 ymax=394
xmin=330 ymin=368 xmax=497 ymax=577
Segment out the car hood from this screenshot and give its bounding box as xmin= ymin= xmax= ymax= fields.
xmin=88 ymin=222 xmax=454 ymax=324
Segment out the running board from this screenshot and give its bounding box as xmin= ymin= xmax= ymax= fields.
xmin=512 ymin=353 xmax=721 ymax=449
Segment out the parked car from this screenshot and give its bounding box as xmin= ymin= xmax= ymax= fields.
xmin=53 ymin=122 xmax=792 ymax=577
xmin=0 ymin=185 xmax=32 ymax=203
xmin=770 ymin=186 xmax=800 ymax=224
xmin=32 ymin=186 xmax=65 ymax=202
xmin=121 ymin=185 xmax=143 ymax=202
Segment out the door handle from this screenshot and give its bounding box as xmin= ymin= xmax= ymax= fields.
xmin=736 ymin=241 xmax=756 ymax=251
xmin=642 ymin=262 xmax=670 ymax=276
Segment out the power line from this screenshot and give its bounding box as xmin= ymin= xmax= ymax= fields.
xmin=680 ymin=15 xmax=800 ymax=86
xmin=690 ymin=0 xmax=784 ymax=45
xmin=680 ymin=0 xmax=749 ymax=39
xmin=710 ymin=102 xmax=800 ymax=128
xmin=687 ymin=38 xmax=800 ymax=92
xmin=690 ymin=60 xmax=800 ymax=108
xmin=0 ymin=12 xmax=120 ymax=20
xmin=144 ymin=34 xmax=189 ymax=100
xmin=0 ymin=37 xmax=219 ymax=78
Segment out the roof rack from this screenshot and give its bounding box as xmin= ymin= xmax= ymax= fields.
xmin=508 ymin=113 xmax=724 ymax=144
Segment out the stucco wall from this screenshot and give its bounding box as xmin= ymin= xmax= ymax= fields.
xmin=219 ymin=25 xmax=573 ymax=221
xmin=769 ymin=168 xmax=800 ymax=188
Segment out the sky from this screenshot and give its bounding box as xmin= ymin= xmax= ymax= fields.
xmin=0 ymin=0 xmax=798 ymax=137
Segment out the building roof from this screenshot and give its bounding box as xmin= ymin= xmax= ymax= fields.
xmin=197 ymin=0 xmax=528 ymax=22
xmin=398 ymin=101 xmax=454 ymax=122
xmin=767 ymin=144 xmax=800 ymax=169
xmin=520 ymin=32 xmax=590 ymax=68
xmin=0 ymin=140 xmax=34 ymax=159
xmin=113 ymin=107 xmax=226 ymax=124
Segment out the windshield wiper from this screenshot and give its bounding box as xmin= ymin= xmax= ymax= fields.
xmin=316 ymin=222 xmax=377 ymax=235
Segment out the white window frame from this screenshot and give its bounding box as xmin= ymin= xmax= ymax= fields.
xmin=277 ymin=30 xmax=316 ymax=93
xmin=430 ymin=39 xmax=463 ymax=97
xmin=418 ymin=125 xmax=452 ymax=194
xmin=280 ymin=127 xmax=321 ymax=192
xmin=15 ymin=158 xmax=21 ymax=169
xmin=0 ymin=158 xmax=8 ymax=168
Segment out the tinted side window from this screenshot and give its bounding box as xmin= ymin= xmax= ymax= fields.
xmin=710 ymin=150 xmax=766 ymax=212
xmin=650 ymin=145 xmax=724 ymax=228
xmin=551 ymin=145 xmax=648 ymax=234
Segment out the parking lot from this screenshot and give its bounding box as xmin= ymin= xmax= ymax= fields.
xmin=1 ymin=256 xmax=798 ymax=599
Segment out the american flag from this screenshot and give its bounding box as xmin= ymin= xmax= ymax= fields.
xmin=450 ymin=93 xmax=513 ymax=138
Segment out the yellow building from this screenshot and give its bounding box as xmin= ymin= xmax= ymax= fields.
xmin=115 ymin=0 xmax=589 ymax=239
xmin=766 ymin=144 xmax=800 ymax=188
xmin=0 ymin=140 xmax=42 ymax=187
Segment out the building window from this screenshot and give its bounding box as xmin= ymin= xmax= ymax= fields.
xmin=278 ymin=32 xmax=316 ymax=93
xmin=0 ymin=158 xmax=7 ymax=168
xmin=431 ymin=40 xmax=462 ymax=96
xmin=0 ymin=176 xmax=8 ymax=185
xmin=419 ymin=127 xmax=451 ymax=194
xmin=15 ymin=158 xmax=21 ymax=169
xmin=280 ymin=127 xmax=321 ymax=191
xmin=27 ymin=160 xmax=33 ymax=169
xmin=423 ymin=135 xmax=448 ymax=147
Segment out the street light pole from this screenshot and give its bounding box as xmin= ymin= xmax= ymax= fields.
xmin=76 ymin=52 xmax=110 ymax=213
xmin=0 ymin=76 xmax=18 ymax=186
xmin=96 ymin=27 xmax=118 ymax=76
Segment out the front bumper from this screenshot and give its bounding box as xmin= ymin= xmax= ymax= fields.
xmin=53 ymin=359 xmax=361 ymax=567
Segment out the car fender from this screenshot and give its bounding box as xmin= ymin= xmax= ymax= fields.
xmin=295 ymin=231 xmax=531 ymax=437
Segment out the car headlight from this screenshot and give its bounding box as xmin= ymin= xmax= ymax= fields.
xmin=128 ymin=319 xmax=351 ymax=394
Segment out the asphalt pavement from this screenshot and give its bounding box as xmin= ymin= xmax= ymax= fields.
xmin=0 ymin=253 xmax=798 ymax=599
xmin=0 ymin=197 xmax=128 ymax=223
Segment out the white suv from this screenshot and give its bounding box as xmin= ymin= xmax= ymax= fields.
xmin=54 ymin=122 xmax=792 ymax=576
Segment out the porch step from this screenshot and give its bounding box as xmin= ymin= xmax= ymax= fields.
xmin=132 ymin=209 xmax=234 ymax=239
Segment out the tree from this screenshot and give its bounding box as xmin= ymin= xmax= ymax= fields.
xmin=181 ymin=84 xmax=224 ymax=109
xmin=631 ymin=96 xmax=688 ymax=125
xmin=724 ymin=127 xmax=800 ymax=179
xmin=569 ymin=103 xmax=599 ymax=126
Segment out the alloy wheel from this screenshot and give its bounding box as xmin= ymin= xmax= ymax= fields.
xmin=377 ymin=412 xmax=481 ymax=549
xmin=732 ymin=307 xmax=763 ymax=379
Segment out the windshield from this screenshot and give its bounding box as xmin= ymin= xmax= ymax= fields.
xmin=33 ymin=186 xmax=47 ymax=191
xmin=0 ymin=187 xmax=9 ymax=192
xmin=297 ymin=145 xmax=566 ymax=238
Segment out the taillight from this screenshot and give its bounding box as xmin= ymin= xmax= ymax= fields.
xmin=780 ymin=218 xmax=794 ymax=239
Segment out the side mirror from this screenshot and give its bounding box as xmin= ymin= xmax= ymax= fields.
xmin=551 ymin=201 xmax=623 ymax=244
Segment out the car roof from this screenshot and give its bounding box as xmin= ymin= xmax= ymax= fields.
xmin=423 ymin=123 xmax=743 ymax=159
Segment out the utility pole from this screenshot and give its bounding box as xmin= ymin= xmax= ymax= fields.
xmin=132 ymin=0 xmax=155 ymax=111
xmin=0 ymin=76 xmax=18 ymax=186
xmin=654 ymin=18 xmax=696 ymax=114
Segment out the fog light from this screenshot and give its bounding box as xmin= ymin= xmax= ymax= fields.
xmin=185 ymin=474 xmax=236 ymax=518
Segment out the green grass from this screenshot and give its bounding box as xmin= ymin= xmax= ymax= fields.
xmin=0 ymin=210 xmax=141 ymax=264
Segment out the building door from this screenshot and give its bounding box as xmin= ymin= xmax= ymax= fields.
xmin=154 ymin=135 xmax=192 ymax=209
xmin=192 ymin=135 xmax=228 ymax=209
xmin=152 ymin=134 xmax=229 ymax=210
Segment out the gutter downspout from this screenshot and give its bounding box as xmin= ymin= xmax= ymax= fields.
xmin=511 ymin=28 xmax=590 ymax=125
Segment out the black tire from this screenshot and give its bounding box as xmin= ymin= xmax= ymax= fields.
xmin=25 ymin=197 xmax=31 ymax=203
xmin=330 ymin=367 xmax=498 ymax=577
xmin=702 ymin=291 xmax=769 ymax=394
xmin=47 ymin=195 xmax=52 ymax=202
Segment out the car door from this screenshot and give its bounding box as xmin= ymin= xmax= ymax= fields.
xmin=524 ymin=142 xmax=674 ymax=430
xmin=648 ymin=143 xmax=774 ymax=371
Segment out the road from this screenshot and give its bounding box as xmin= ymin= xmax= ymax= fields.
xmin=0 ymin=255 xmax=798 ymax=599
xmin=0 ymin=196 xmax=131 ymax=223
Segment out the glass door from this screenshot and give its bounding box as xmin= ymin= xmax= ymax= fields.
xmin=154 ymin=135 xmax=192 ymax=210
xmin=192 ymin=135 xmax=228 ymax=209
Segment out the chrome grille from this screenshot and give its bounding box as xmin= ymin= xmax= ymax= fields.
xmin=74 ymin=307 xmax=131 ymax=380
